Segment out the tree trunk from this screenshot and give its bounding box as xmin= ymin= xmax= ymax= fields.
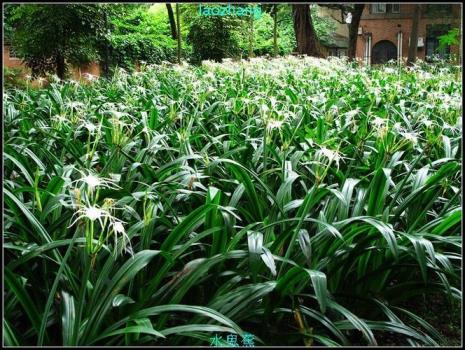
xmin=166 ymin=4 xmax=177 ymax=40
xmin=292 ymin=4 xmax=321 ymax=56
xmin=273 ymin=6 xmax=278 ymax=57
xmin=175 ymin=4 xmax=181 ymax=63
xmin=248 ymin=14 xmax=254 ymax=58
xmin=102 ymin=11 xmax=110 ymax=76
xmin=56 ymin=54 xmax=66 ymax=79
xmin=347 ymin=4 xmax=365 ymax=60
xmin=407 ymin=4 xmax=422 ymax=66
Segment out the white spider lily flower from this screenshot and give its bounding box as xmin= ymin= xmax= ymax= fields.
xmin=83 ymin=122 xmax=98 ymax=134
xmin=52 ymin=114 xmax=68 ymax=123
xmin=50 ymin=74 xmax=61 ymax=83
xmin=36 ymin=77 xmax=46 ymax=87
xmin=136 ymin=86 xmax=146 ymax=94
xmin=421 ymin=118 xmax=434 ymax=128
xmin=112 ymin=220 xmax=125 ymax=234
xmin=442 ymin=122 xmax=452 ymax=130
xmin=71 ymin=171 xmax=121 ymax=192
xmin=373 ymin=88 xmax=382 ymax=105
xmin=85 ymin=206 xmax=105 ymax=221
xmin=111 ymin=218 xmax=133 ymax=255
xmin=371 ymin=117 xmax=387 ymax=129
xmin=401 ymin=132 xmax=419 ymax=145
xmin=269 ymin=97 xmax=277 ymax=108
xmin=260 ymin=104 xmax=270 ymax=114
xmin=267 ymin=119 xmax=284 ymax=131
xmin=68 ymin=204 xmax=110 ymax=229
xmin=318 ymin=147 xmax=342 ymax=167
xmin=329 ymin=105 xmax=339 ymax=115
xmin=83 ymin=73 xmax=98 ymax=82
xmin=110 ymin=110 xmax=126 ymax=119
xmin=66 ymin=101 xmax=84 ymax=110
xmin=82 ymin=174 xmax=101 ymax=189
xmin=393 ymin=122 xmax=403 ymax=132
xmin=205 ymin=71 xmax=215 ymax=80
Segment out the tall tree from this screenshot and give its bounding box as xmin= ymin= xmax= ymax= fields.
xmin=248 ymin=13 xmax=255 ymax=58
xmin=407 ymin=4 xmax=422 ymax=66
xmin=272 ymin=5 xmax=278 ymax=57
xmin=7 ymin=4 xmax=110 ymax=78
xmin=319 ymin=4 xmax=365 ymax=60
xmin=292 ymin=4 xmax=322 ymax=56
xmin=176 ymin=3 xmax=181 ymax=63
xmin=166 ymin=4 xmax=177 ymax=39
xmin=262 ymin=4 xmax=293 ymax=58
xmin=347 ymin=5 xmax=364 ymax=60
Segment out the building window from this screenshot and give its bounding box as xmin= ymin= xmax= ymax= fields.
xmin=372 ymin=4 xmax=386 ymax=13
xmin=329 ymin=48 xmax=348 ymax=58
xmin=425 ymin=24 xmax=451 ymax=61
xmin=424 ymin=4 xmax=452 ymax=16
xmin=371 ymin=4 xmax=401 ymax=14
xmin=329 ymin=48 xmax=347 ymax=58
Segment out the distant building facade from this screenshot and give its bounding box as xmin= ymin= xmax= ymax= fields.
xmin=356 ymin=3 xmax=462 ymax=64
xmin=317 ymin=6 xmax=350 ymax=58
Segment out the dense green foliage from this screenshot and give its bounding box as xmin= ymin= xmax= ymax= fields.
xmin=108 ymin=5 xmax=178 ymax=70
xmin=4 ymin=3 xmax=350 ymax=71
xmin=3 ymin=57 xmax=462 ymax=346
xmin=4 ymin=67 xmax=28 ymax=89
xmin=311 ymin=5 xmax=339 ymax=47
xmin=186 ymin=4 xmax=337 ymax=62
xmin=238 ymin=7 xmax=296 ymax=57
xmin=187 ymin=16 xmax=242 ymax=63
xmin=6 ymin=4 xmax=109 ymax=77
xmin=437 ymin=27 xmax=461 ymax=62
xmin=438 ymin=28 xmax=460 ymax=50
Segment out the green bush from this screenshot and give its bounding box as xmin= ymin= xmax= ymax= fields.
xmin=238 ymin=12 xmax=296 ymax=57
xmin=109 ymin=33 xmax=177 ymax=70
xmin=187 ymin=16 xmax=242 ymax=63
xmin=4 ymin=67 xmax=28 ymax=89
xmin=108 ymin=5 xmax=180 ymax=70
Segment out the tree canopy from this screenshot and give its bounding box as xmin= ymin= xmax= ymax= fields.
xmin=7 ymin=4 xmax=116 ymax=77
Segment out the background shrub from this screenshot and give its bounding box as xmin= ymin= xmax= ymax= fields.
xmin=187 ymin=16 xmax=242 ymax=64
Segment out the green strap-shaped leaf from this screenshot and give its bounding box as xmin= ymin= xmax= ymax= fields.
xmin=61 ymin=291 xmax=76 ymax=346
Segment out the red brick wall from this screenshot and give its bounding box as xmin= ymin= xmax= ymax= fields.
xmin=3 ymin=45 xmax=102 ymax=79
xmin=71 ymin=62 xmax=101 ymax=80
xmin=356 ymin=4 xmax=462 ymax=62
xmin=3 ymin=46 xmax=26 ymax=69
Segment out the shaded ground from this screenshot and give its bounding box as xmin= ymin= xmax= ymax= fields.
xmin=377 ymin=292 xmax=462 ymax=346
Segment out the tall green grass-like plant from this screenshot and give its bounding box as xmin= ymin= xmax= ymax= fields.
xmin=3 ymin=56 xmax=461 ymax=346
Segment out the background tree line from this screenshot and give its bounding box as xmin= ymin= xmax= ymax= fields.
xmin=5 ymin=3 xmax=459 ymax=78
xmin=4 ymin=3 xmax=364 ymax=78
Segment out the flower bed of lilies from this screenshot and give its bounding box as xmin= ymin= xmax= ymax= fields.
xmin=3 ymin=56 xmax=462 ymax=346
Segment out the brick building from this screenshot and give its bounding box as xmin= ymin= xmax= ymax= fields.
xmin=356 ymin=3 xmax=462 ymax=64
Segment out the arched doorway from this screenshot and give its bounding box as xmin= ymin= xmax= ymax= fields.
xmin=371 ymin=40 xmax=397 ymax=64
